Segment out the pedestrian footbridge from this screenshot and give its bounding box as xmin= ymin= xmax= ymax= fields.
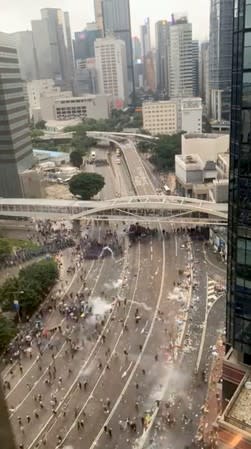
xmin=0 ymin=196 xmax=228 ymax=225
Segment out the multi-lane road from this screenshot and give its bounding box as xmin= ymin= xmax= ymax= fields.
xmin=1 ymin=139 xmax=226 ymax=449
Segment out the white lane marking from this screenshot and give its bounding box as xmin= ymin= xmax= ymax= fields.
xmin=121 ymin=361 xmax=133 ymax=379
xmin=27 ymin=245 xmax=131 ymax=449
xmin=141 ymin=320 xmax=149 ymax=335
xmin=88 ymin=235 xmax=166 ymax=449
xmin=56 ymin=244 xmax=141 ymax=449
xmin=9 ymin=260 xmax=99 ymax=415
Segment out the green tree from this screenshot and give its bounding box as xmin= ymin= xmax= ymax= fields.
xmin=69 ymin=172 xmax=105 ymax=200
xmin=35 ymin=120 xmax=46 ymax=129
xmin=70 ymin=151 xmax=83 ymax=168
xmin=0 ymin=317 xmax=16 ymax=353
xmin=31 ymin=129 xmax=44 ymax=140
xmin=149 ymin=134 xmax=182 ymax=171
xmin=0 ymin=259 xmax=59 ymax=315
xmin=0 ymin=239 xmax=12 ymax=262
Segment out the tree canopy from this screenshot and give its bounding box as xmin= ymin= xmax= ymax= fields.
xmin=0 ymin=258 xmax=59 ymax=316
xmin=138 ymin=134 xmax=182 ymax=172
xmin=70 ymin=151 xmax=83 ymax=168
xmin=0 ymin=317 xmax=16 ymax=353
xmin=0 ymin=239 xmax=12 ymax=262
xmin=0 ymin=258 xmax=59 ymax=354
xmin=35 ymin=120 xmax=46 ymax=129
xmin=69 ymin=172 xmax=105 ymax=200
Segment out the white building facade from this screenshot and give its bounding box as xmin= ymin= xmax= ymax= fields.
xmin=168 ymin=15 xmax=193 ymax=98
xmin=182 ymin=133 xmax=229 ymax=162
xmin=142 ymin=101 xmax=177 ymax=135
xmin=95 ymin=37 xmax=128 ymax=108
xmin=54 ymin=95 xmax=112 ymax=121
xmin=181 ymin=98 xmax=202 ymax=133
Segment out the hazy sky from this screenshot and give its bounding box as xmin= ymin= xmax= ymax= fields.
xmin=0 ymin=0 xmax=210 ymax=42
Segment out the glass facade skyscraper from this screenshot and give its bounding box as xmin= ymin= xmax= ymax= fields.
xmin=209 ymin=0 xmax=234 ymax=121
xmin=155 ymin=20 xmax=169 ymax=95
xmin=102 ymin=0 xmax=135 ymax=101
xmin=227 ymin=0 xmax=251 ymax=364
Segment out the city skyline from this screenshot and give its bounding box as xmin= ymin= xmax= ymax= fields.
xmin=0 ymin=0 xmax=210 ymax=41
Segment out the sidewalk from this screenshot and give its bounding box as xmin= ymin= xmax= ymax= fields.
xmin=196 ymin=336 xmax=225 ymax=446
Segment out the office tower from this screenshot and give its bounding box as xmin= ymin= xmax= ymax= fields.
xmin=0 ymin=32 xmax=33 ymax=198
xmin=74 ymin=23 xmax=101 ymax=61
xmin=140 ymin=17 xmax=151 ymax=60
xmin=132 ymin=36 xmax=141 ymax=62
xmin=144 ymin=53 xmax=156 ymax=92
xmin=192 ymin=40 xmax=199 ymax=97
xmin=73 ymin=59 xmax=97 ymax=96
xmin=94 ymin=0 xmax=104 ymax=33
xmin=168 ymin=13 xmax=193 ymax=98
xmin=226 ymin=0 xmax=251 ymax=368
xmin=209 ymin=0 xmax=233 ymax=121
xmin=200 ymin=41 xmax=210 ymax=112
xmin=156 ymin=20 xmax=169 ymax=94
xmin=95 ymin=37 xmax=128 ymax=108
xmin=32 ymin=8 xmax=74 ymax=86
xmin=102 ymin=0 xmax=135 ymax=100
xmin=134 ymin=61 xmax=144 ymax=89
xmin=11 ymin=31 xmax=38 ymax=81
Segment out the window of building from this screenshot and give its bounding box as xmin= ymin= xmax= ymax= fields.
xmin=246 ymin=3 xmax=251 ymax=28
xmin=244 ymin=32 xmax=251 ymax=68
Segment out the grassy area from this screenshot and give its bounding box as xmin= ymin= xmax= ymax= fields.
xmin=0 ymin=238 xmax=39 ymax=251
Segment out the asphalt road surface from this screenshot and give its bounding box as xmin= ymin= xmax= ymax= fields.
xmin=1 ymin=140 xmax=226 ymax=449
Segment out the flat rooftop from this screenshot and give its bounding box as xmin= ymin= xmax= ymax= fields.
xmin=226 ymin=376 xmax=251 ymax=432
xmin=184 ymin=133 xmax=227 ymax=140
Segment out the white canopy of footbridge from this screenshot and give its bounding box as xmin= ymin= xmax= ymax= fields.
xmin=0 ymin=196 xmax=228 ymax=222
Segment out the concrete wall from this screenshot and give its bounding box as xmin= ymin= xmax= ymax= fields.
xmin=182 ymin=134 xmax=229 ymax=162
xmin=175 ymin=155 xmax=203 ymax=184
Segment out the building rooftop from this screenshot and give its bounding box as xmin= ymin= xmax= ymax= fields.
xmin=225 ymin=375 xmax=251 ymax=433
xmin=45 ymin=119 xmax=81 ymax=130
xmin=176 ymin=153 xmax=203 ymax=170
xmin=184 ymin=133 xmax=227 ymax=140
xmin=204 ymin=160 xmax=216 ymax=170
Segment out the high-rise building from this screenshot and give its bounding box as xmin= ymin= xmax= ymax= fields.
xmin=132 ymin=36 xmax=141 ymax=62
xmin=200 ymin=41 xmax=210 ymax=112
xmin=140 ymin=17 xmax=151 ymax=60
xmin=192 ymin=40 xmax=200 ymax=97
xmin=0 ymin=32 xmax=33 ymax=198
xmin=31 ymin=8 xmax=74 ymax=86
xmin=209 ymin=0 xmax=234 ymax=121
xmin=144 ymin=52 xmax=156 ymax=92
xmin=94 ymin=0 xmax=104 ymax=33
xmin=73 ymin=58 xmax=97 ymax=96
xmin=102 ymin=0 xmax=135 ymax=99
xmin=155 ymin=20 xmax=169 ymax=95
xmin=95 ymin=37 xmax=128 ymax=108
xmin=226 ymin=0 xmax=251 ymax=369
xmin=216 ymin=4 xmax=251 ymax=447
xmin=12 ymin=31 xmax=38 ymax=81
xmin=168 ymin=13 xmax=193 ymax=98
xmin=74 ymin=23 xmax=101 ymax=61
